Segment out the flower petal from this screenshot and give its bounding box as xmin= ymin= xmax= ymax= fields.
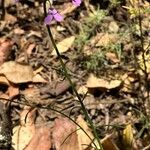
xmin=72 ymin=0 xmax=81 ymax=6
xmin=53 ymin=13 xmax=63 ymax=22
xmin=44 ymin=14 xmax=53 ymax=25
xmin=48 ymin=8 xmax=57 ymax=15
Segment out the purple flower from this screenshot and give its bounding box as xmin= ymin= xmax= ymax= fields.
xmin=72 ymin=0 xmax=81 ymax=6
xmin=44 ymin=8 xmax=63 ymax=25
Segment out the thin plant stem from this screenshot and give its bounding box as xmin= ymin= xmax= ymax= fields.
xmin=0 ymin=97 xmax=96 ymax=149
xmin=43 ymin=0 xmax=103 ymax=149
xmin=138 ymin=8 xmax=149 ymax=100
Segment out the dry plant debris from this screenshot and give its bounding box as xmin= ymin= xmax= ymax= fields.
xmin=0 ymin=61 xmax=34 ymax=84
xmin=0 ymin=0 xmax=150 ymax=149
xmin=0 ymin=39 xmax=14 ymax=64
xmin=12 ymin=107 xmax=36 ymax=150
xmin=51 ymin=36 xmax=75 ymax=55
xmin=86 ymin=74 xmax=122 ymax=91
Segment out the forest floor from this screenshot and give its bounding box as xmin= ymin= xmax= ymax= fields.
xmin=0 ymin=0 xmax=150 ymax=150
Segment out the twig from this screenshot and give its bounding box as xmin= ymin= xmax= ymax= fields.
xmin=142 ymin=144 xmax=150 ymax=150
xmin=137 ymin=3 xmax=150 ymax=116
xmin=0 ymin=0 xmax=5 ymax=20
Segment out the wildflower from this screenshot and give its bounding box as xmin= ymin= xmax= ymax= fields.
xmin=72 ymin=0 xmax=81 ymax=6
xmin=44 ymin=8 xmax=63 ymax=25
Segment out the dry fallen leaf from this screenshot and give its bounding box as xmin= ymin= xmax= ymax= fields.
xmin=48 ymin=80 xmax=71 ymax=96
xmin=33 ymin=66 xmax=44 ymax=75
xmin=32 ymin=74 xmax=47 ymax=83
xmin=12 ymin=107 xmax=36 ymax=150
xmin=0 ymin=38 xmax=13 ymax=64
xmin=76 ymin=115 xmax=94 ymax=150
xmin=32 ymin=66 xmax=47 ymax=83
xmin=77 ymin=85 xmax=88 ymax=95
xmin=0 ymin=61 xmax=34 ymax=84
xmin=4 ymin=0 xmax=16 ymax=7
xmin=0 ymin=93 xmax=9 ymax=102
xmin=27 ymin=31 xmax=42 ymax=38
xmin=4 ymin=12 xmax=17 ymax=24
xmin=26 ymin=43 xmax=36 ymax=56
xmin=25 ymin=126 xmax=51 ymax=150
xmin=52 ymin=117 xmax=79 ymax=150
xmin=108 ymin=80 xmax=122 ymax=89
xmin=105 ymin=52 xmax=120 ymax=63
xmin=13 ymin=28 xmax=25 ymax=35
xmin=51 ymin=36 xmax=75 ymax=55
xmin=86 ymin=74 xmax=122 ymax=91
xmin=87 ymin=74 xmax=107 ymax=89
xmin=0 ymin=76 xmax=10 ymax=85
xmin=61 ymin=3 xmax=78 ymax=15
xmin=21 ymin=87 xmax=49 ymax=105
xmin=101 ymin=135 xmax=119 ymax=150
xmin=8 ymin=84 xmax=19 ymax=98
xmin=122 ymin=124 xmax=133 ymax=150
xmin=96 ymin=33 xmax=119 ymax=47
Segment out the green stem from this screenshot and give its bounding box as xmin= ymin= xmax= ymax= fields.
xmin=43 ymin=1 xmax=103 ymax=149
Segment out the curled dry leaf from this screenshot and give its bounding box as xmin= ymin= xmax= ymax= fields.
xmin=27 ymin=31 xmax=42 ymax=38
xmin=0 ymin=61 xmax=34 ymax=84
xmin=26 ymin=43 xmax=36 ymax=56
xmin=51 ymin=36 xmax=75 ymax=56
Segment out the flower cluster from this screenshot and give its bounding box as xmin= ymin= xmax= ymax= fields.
xmin=44 ymin=0 xmax=81 ymax=25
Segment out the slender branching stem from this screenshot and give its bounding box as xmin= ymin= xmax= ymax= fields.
xmin=138 ymin=9 xmax=149 ymax=100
